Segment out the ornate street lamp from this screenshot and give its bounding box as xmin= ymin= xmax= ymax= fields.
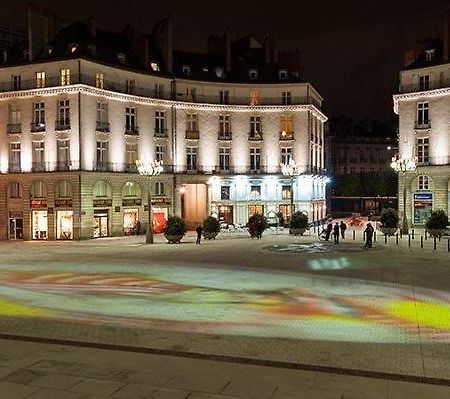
xmin=390 ymin=155 xmax=417 ymax=235
xmin=280 ymin=158 xmax=301 ymax=226
xmin=136 ymin=159 xmax=164 ymax=244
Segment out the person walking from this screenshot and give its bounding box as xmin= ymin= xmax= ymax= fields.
xmin=196 ymin=225 xmax=203 ymax=245
xmin=364 ymin=222 xmax=374 ymax=248
xmin=333 ymin=222 xmax=340 ymax=244
xmin=325 ymin=222 xmax=333 ymax=241
xmin=340 ymin=220 xmax=347 ymax=239
xmin=135 ymin=220 xmax=141 ymax=236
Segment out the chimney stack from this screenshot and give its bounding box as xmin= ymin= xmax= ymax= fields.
xmin=88 ymin=17 xmax=96 ymax=39
xmin=444 ymin=7 xmax=450 ymax=61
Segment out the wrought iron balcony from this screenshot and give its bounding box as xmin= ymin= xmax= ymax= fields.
xmin=154 ymin=128 xmax=168 ymax=137
xmin=30 ymin=122 xmax=46 ymax=133
xmin=248 ymin=132 xmax=263 ymax=141
xmin=279 ymin=131 xmax=295 ymax=141
xmin=218 ymin=132 xmax=232 ymax=141
xmin=55 ymin=120 xmax=71 ymax=131
xmin=186 ymin=130 xmax=200 ymax=139
xmin=125 ymin=126 xmax=139 ymax=135
xmin=414 ymin=121 xmax=431 ymax=130
xmin=7 ymin=123 xmax=21 ymax=134
xmin=96 ymin=121 xmax=110 ymax=132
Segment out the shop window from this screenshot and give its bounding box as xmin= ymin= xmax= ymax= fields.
xmin=30 ymin=181 xmax=47 ymax=198
xmin=57 ymin=210 xmax=73 ymax=240
xmin=93 ymin=180 xmax=111 ymax=197
xmin=8 ymin=182 xmax=21 ymax=198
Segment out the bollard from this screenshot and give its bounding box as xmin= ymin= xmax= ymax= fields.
xmin=408 ymin=234 xmax=411 ymax=247
xmin=396 ymin=234 xmax=399 ymax=245
xmin=374 ymin=231 xmax=377 ymax=242
xmin=385 ymin=234 xmax=387 ymax=244
xmin=353 ymin=230 xmax=355 ymax=240
xmin=400 ymin=230 xmax=403 ymax=239
xmin=412 ymin=229 xmax=415 ymax=240
xmin=439 ymin=235 xmax=441 ymax=242
xmin=434 ymin=237 xmax=437 ymax=250
xmin=448 ymin=239 xmax=450 ymax=252
xmin=425 ymin=231 xmax=428 ymax=240
xmin=421 ymin=236 xmax=423 ymax=248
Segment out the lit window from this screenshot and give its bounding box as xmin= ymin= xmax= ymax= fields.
xmin=279 ymin=69 xmax=288 ymax=80
xmin=150 ymin=62 xmax=160 ymax=72
xmin=96 ymin=73 xmax=104 ymax=89
xmin=182 ymin=65 xmax=191 ymax=76
xmin=249 ymin=69 xmax=258 ymax=80
xmin=425 ymin=49 xmax=435 ymax=62
xmin=215 ymin=67 xmax=224 ymax=78
xmin=60 ymin=69 xmax=71 ymax=86
xmin=36 ymin=72 xmax=46 ymax=88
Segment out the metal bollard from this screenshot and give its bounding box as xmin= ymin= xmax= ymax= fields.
xmin=353 ymin=230 xmax=355 ymax=240
xmin=434 ymin=237 xmax=437 ymax=250
xmin=374 ymin=231 xmax=377 ymax=242
xmin=421 ymin=236 xmax=423 ymax=248
xmin=396 ymin=234 xmax=399 ymax=245
xmin=408 ymin=234 xmax=411 ymax=247
xmin=412 ymin=229 xmax=415 ymax=240
xmin=448 ymin=239 xmax=450 ymax=252
xmin=400 ymin=230 xmax=403 ymax=239
xmin=385 ymin=234 xmax=387 ymax=244
xmin=439 ymin=235 xmax=441 ymax=242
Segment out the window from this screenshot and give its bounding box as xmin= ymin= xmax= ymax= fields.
xmin=125 ymin=142 xmax=138 ymax=168
xmin=250 ymin=148 xmax=261 ymax=171
xmin=125 ymin=107 xmax=137 ymax=132
xmin=280 ymin=115 xmax=294 ymax=137
xmin=96 ymin=141 xmax=108 ymax=168
xmin=419 ymin=75 xmax=430 ymax=91
xmin=123 ymin=182 xmax=138 ymax=197
xmin=249 ymin=69 xmax=258 ymax=80
xmin=250 ymin=116 xmax=262 ymax=139
xmin=221 ymin=186 xmax=230 ymax=200
xmin=96 ymin=73 xmax=104 ymax=89
xmin=93 ymin=181 xmax=110 ymax=197
xmin=182 ymin=65 xmax=191 ymax=76
xmin=11 ymin=75 xmax=21 ymax=90
xmin=154 ymin=84 xmax=165 ymax=99
xmin=125 ymin=79 xmax=135 ymax=94
xmin=156 ymin=145 xmax=165 ymax=162
xmin=279 ymin=70 xmax=288 ymax=80
xmin=282 ymin=185 xmax=291 ymax=200
xmin=32 ymin=141 xmax=45 ymax=171
xmin=250 ymin=185 xmax=261 ymax=200
xmin=219 ymin=115 xmax=231 ymax=136
xmin=188 ymin=88 xmax=197 ymax=102
xmin=36 ymin=72 xmax=46 ymax=88
xmin=8 ymin=182 xmax=20 ymax=198
xmin=250 ymin=91 xmax=261 ymax=106
xmin=96 ymin=101 xmax=109 ymax=131
xmin=33 ymin=101 xmax=45 ymax=127
xmin=60 ymin=69 xmax=71 ymax=86
xmin=417 ymin=137 xmax=429 ymax=164
xmin=425 ymin=49 xmax=435 ymax=61
xmin=57 ymin=99 xmax=70 ymax=128
xmin=350 ymin=167 xmax=355 ymax=174
xmin=155 ymin=181 xmax=165 ymax=196
xmin=155 ymin=111 xmax=166 ymax=134
xmin=56 ymin=181 xmax=72 ymax=198
xmin=418 ymin=175 xmax=429 ymax=190
xmin=186 ymin=113 xmax=198 ymax=132
xmin=215 ymin=67 xmax=224 ymax=78
xmin=9 ymin=143 xmax=21 ymax=171
xmin=30 ymin=181 xmax=46 ymax=198
xmin=281 ymin=147 xmax=292 ymax=164
xmin=117 ymin=53 xmax=126 ymax=63
xmin=187 ymin=147 xmax=197 ymax=171
xmin=150 ymin=62 xmax=160 ymax=72
xmin=9 ymin=103 xmax=21 ymax=126
xmin=219 ymin=90 xmax=229 ymax=104
xmin=282 ymin=91 xmax=291 ymax=105
xmin=57 ymin=139 xmax=70 ymax=170
xmin=219 ymin=147 xmax=230 ymax=171
xmin=417 ymin=102 xmax=429 ymax=125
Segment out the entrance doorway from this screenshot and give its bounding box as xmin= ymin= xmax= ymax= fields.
xmin=218 ymin=205 xmax=233 ymax=225
xmin=57 ymin=210 xmax=73 ymax=240
xmin=248 ymin=205 xmax=264 ymax=218
xmin=8 ymin=218 xmax=23 ymax=240
xmin=32 ymin=210 xmax=48 ymax=240
xmin=123 ymin=209 xmax=138 ymax=235
xmin=182 ymin=184 xmax=207 ymax=230
xmin=93 ymin=211 xmax=109 ymax=238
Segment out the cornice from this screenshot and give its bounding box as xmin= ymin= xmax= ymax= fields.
xmin=0 ymin=84 xmax=328 ymax=122
xmin=393 ymin=87 xmax=450 ymax=114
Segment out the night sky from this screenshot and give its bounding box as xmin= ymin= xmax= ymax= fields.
xmin=1 ymin=0 xmax=449 ymax=122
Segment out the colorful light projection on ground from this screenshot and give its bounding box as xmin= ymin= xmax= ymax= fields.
xmin=0 ymin=264 xmax=449 ymax=343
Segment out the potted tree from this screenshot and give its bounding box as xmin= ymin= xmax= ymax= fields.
xmin=426 ymin=209 xmax=449 ymax=238
xmin=163 ymin=216 xmax=186 ymax=243
xmin=248 ymin=213 xmax=268 ymax=239
xmin=289 ymin=211 xmax=309 ymax=236
xmin=203 ymin=216 xmax=221 ymax=239
xmin=380 ymin=208 xmax=398 ymax=236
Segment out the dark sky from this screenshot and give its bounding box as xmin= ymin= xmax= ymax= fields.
xmin=1 ymin=0 xmax=449 ymax=121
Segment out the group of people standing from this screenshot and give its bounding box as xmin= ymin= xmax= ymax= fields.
xmin=323 ymin=220 xmax=375 ymax=248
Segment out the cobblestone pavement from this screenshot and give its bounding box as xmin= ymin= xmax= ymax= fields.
xmin=0 ymin=232 xmax=450 ymax=395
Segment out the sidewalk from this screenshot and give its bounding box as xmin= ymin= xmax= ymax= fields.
xmin=0 ymin=337 xmax=449 ymax=399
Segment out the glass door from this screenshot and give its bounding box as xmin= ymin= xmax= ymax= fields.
xmin=93 ymin=212 xmax=109 ymax=238
xmin=8 ymin=218 xmax=23 ymax=240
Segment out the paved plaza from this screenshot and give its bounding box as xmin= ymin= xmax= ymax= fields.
xmin=0 ymin=230 xmax=449 ymax=397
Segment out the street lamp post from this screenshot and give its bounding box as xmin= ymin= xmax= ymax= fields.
xmin=390 ymin=155 xmax=417 ymax=235
xmin=136 ymin=159 xmax=163 ymax=244
xmin=281 ymin=158 xmax=301 ymax=227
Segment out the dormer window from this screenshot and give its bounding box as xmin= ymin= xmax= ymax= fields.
xmin=202 ymin=66 xmax=209 ymax=73
xmin=249 ymin=69 xmax=258 ymax=80
xmin=87 ymin=44 xmax=97 ymax=56
xmin=46 ymin=46 xmax=53 ymax=56
xmin=182 ymin=65 xmax=191 ymax=76
xmin=69 ymin=44 xmax=79 ymax=54
xmin=279 ymin=69 xmax=288 ymax=80
xmin=150 ymin=62 xmax=160 ymax=72
xmin=425 ymin=49 xmax=435 ymax=62
xmin=215 ymin=67 xmax=224 ymax=78
xmin=117 ymin=53 xmax=126 ymax=64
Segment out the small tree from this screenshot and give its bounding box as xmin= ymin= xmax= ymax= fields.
xmin=248 ymin=213 xmax=268 ymax=239
xmin=163 ymin=216 xmax=186 ymax=236
xmin=380 ymin=208 xmax=399 ymax=229
xmin=290 ymin=211 xmax=309 ymax=229
xmin=203 ymin=216 xmax=220 ymax=234
xmin=425 ymin=210 xmax=448 ymax=235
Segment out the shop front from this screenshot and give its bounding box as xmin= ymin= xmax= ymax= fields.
xmin=122 ymin=198 xmax=142 ymax=235
xmin=218 ymin=205 xmax=233 ymax=225
xmin=413 ymin=192 xmax=433 ymax=225
xmin=31 ymin=199 xmax=48 ymax=240
xmin=93 ymin=198 xmax=112 ymax=238
xmin=150 ymin=197 xmax=171 ymax=233
xmin=248 ymin=204 xmax=264 ymax=218
xmin=279 ymin=204 xmax=294 ymax=225
xmin=8 ymin=211 xmax=23 ymax=240
xmin=55 ymin=199 xmax=73 ymax=240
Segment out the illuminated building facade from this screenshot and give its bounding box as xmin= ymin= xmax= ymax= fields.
xmin=0 ymin=16 xmax=327 ymax=240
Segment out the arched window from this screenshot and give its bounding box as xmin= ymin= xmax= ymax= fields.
xmin=93 ymin=180 xmax=111 ymax=197
xmin=155 ymin=181 xmax=165 ymax=196
xmin=122 ymin=181 xmax=141 ymax=198
xmin=30 ymin=181 xmax=47 ymax=198
xmin=55 ymin=180 xmax=72 ymax=199
xmin=7 ymin=182 xmax=21 ymax=198
xmin=418 ymin=175 xmax=429 ymax=191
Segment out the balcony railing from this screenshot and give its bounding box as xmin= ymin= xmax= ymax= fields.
xmin=30 ymin=122 xmax=45 ymax=133
xmin=56 ymin=161 xmax=72 ymax=171
xmin=218 ymin=132 xmax=232 ymax=140
xmin=399 ymin=79 xmax=450 ymax=94
xmin=31 ymin=162 xmax=45 ymax=172
xmin=415 ymin=121 xmax=431 ymax=130
xmin=125 ymin=126 xmax=139 ymax=135
xmin=96 ymin=121 xmax=110 ymax=132
xmin=154 ymin=128 xmax=168 ymax=137
xmin=186 ymin=130 xmax=200 ymax=139
xmin=55 ymin=120 xmax=71 ymax=131
xmin=248 ymin=133 xmax=263 ymax=141
xmin=0 ymin=74 xmax=322 ymax=108
xmin=7 ymin=123 xmax=21 ymax=134
xmin=279 ymin=131 xmax=295 ymax=140
xmin=8 ymin=163 xmax=21 ymax=173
